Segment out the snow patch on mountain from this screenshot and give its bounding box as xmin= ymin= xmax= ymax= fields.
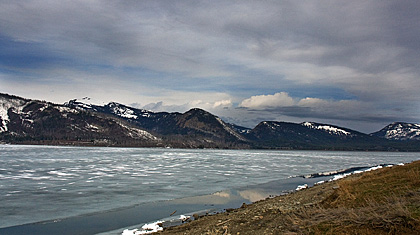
xmin=64 ymin=97 xmax=107 ymax=110
xmin=75 ymin=97 xmax=106 ymax=106
xmin=302 ymin=122 xmax=351 ymax=136
xmin=65 ymin=98 xmax=153 ymax=120
xmin=109 ymin=103 xmax=139 ymax=119
xmin=86 ymin=123 xmax=101 ymax=132
xmin=117 ymin=122 xmax=160 ymax=141
xmin=228 ymin=123 xmax=251 ymax=135
xmin=57 ymin=106 xmax=79 ymax=113
xmin=106 ymin=103 xmax=154 ymax=119
xmin=238 ymin=128 xmax=251 ymax=134
xmin=215 ymin=117 xmax=247 ymax=141
xmin=0 ymin=96 xmax=27 ymax=132
xmin=381 ymin=122 xmax=420 ymax=140
xmin=262 ymin=121 xmax=280 ymax=130
xmin=37 ymin=103 xmax=50 ymax=112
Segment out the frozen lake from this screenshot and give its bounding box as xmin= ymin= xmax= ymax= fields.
xmin=0 ymin=145 xmax=419 ymax=233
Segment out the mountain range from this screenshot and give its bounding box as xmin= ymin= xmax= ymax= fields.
xmin=1 ymin=93 xmax=420 ymax=151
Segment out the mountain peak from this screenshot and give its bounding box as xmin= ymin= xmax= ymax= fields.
xmin=64 ymin=97 xmax=107 ymax=110
xmin=185 ymin=108 xmax=209 ymax=114
xmin=372 ymin=122 xmax=420 ymax=141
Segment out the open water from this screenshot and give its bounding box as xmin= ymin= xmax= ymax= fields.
xmin=0 ymin=145 xmax=419 ymax=234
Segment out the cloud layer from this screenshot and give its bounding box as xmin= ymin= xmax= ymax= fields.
xmin=1 ymin=0 xmax=419 ymax=132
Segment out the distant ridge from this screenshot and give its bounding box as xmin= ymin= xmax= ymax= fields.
xmin=1 ymin=93 xmax=420 ymax=151
xmin=244 ymin=121 xmax=385 ymax=150
xmin=371 ymin=122 xmax=420 ymax=141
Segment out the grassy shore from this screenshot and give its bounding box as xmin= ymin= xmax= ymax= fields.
xmin=159 ymin=160 xmax=420 ymax=234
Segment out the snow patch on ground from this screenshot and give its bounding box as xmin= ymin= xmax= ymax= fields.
xmin=295 ymin=184 xmax=308 ymax=191
xmin=301 ymin=163 xmax=406 ymax=190
xmin=121 ymin=215 xmax=191 ymax=235
xmin=179 ymin=215 xmax=191 ymax=222
xmin=122 ymin=221 xmax=164 ymax=235
xmin=331 ymin=172 xmax=352 ymax=181
xmin=328 ymin=164 xmax=396 ymax=182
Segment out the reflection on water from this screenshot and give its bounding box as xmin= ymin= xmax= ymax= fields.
xmin=238 ymin=189 xmax=271 ymax=202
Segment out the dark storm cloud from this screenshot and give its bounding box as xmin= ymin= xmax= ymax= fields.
xmin=0 ymin=0 xmax=419 ymax=132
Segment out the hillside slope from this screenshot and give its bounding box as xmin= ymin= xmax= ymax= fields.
xmin=247 ymin=121 xmax=387 ymax=150
xmin=371 ymin=122 xmax=420 ymax=141
xmin=0 ymin=93 xmax=161 ymax=146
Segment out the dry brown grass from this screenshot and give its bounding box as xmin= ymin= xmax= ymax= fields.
xmin=307 ymin=196 xmax=420 ymax=234
xmin=325 ymin=162 xmax=420 ymax=209
xmin=160 ymin=161 xmax=420 ymax=235
xmin=312 ymin=161 xmax=420 ymax=234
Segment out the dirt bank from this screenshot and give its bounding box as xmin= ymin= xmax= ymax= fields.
xmin=159 ymin=161 xmax=420 ymax=234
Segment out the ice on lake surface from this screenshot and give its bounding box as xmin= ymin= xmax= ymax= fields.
xmin=0 ymin=145 xmax=418 ymax=233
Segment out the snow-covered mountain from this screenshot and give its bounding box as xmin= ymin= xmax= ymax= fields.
xmin=247 ymin=121 xmax=377 ymax=150
xmin=0 ymin=93 xmax=160 ymax=146
xmin=371 ymin=122 xmax=420 ymax=141
xmin=65 ymin=98 xmax=249 ymax=146
xmin=2 ymin=93 xmax=420 ymax=150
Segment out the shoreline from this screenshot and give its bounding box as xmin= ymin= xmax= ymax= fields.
xmin=116 ymin=164 xmax=395 ymax=235
xmin=158 ymin=160 xmax=420 ymax=234
xmin=2 ymin=142 xmax=419 ymax=152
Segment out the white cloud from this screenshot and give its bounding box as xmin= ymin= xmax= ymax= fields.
xmin=238 ymin=92 xmax=375 ymax=121
xmin=213 ymin=99 xmax=232 ymax=108
xmin=142 ymin=98 xmax=233 ymax=114
xmin=239 ymin=92 xmax=295 ymax=109
xmin=297 ymin=97 xmax=328 ymax=107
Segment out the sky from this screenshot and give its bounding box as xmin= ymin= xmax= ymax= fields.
xmin=1 ymin=0 xmax=420 ymax=133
